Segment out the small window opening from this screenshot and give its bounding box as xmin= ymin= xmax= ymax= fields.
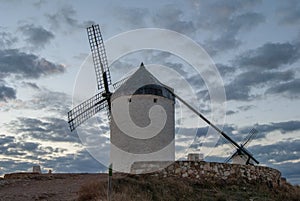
xmin=154 ymin=98 xmax=157 ymax=103
xmin=128 ymin=98 xmax=131 ymax=102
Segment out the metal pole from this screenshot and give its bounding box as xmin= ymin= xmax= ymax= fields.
xmin=107 ymin=163 xmax=112 ymax=201
xmin=172 ymin=92 xmax=259 ymax=164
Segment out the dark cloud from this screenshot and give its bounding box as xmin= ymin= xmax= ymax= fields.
xmin=215 ymin=63 xmax=236 ymax=77
xmin=46 ymin=5 xmax=96 ymax=32
xmin=204 ymin=33 xmax=241 ymax=55
xmin=225 ymin=81 xmax=252 ymax=101
xmin=251 ymin=140 xmax=300 ymax=183
xmin=253 ymin=140 xmax=300 ymax=162
xmin=200 ymin=120 xmax=300 ymax=150
xmin=237 ymin=105 xmax=255 ymax=111
xmin=192 ymin=0 xmax=264 ymax=54
xmin=234 ymin=42 xmax=300 ymax=70
xmin=266 ymin=78 xmax=300 ymax=99
xmin=230 ymin=12 xmax=265 ymax=32
xmin=275 ymin=162 xmax=300 ymax=185
xmin=22 ymin=81 xmax=40 ymax=90
xmin=150 ymin=2 xmax=264 ymax=54
xmin=152 ymin=4 xmax=195 ymax=34
xmin=0 ymin=134 xmax=40 ymax=156
xmin=277 ymin=0 xmax=300 ymax=25
xmin=224 ymin=41 xmax=300 ymax=102
xmin=0 ymin=49 xmax=65 ymax=79
xmin=261 ymin=120 xmax=300 ymax=134
xmin=238 ymin=120 xmax=300 ymax=141
xmin=0 ymin=134 xmax=14 ymax=145
xmin=195 ymin=0 xmax=263 ymax=31
xmin=42 ymin=151 xmax=105 ymax=173
xmin=33 ymin=0 xmax=47 ymax=8
xmin=28 ymin=89 xmax=71 ymax=116
xmin=0 ymin=159 xmax=33 ymax=175
xmin=114 ymin=7 xmax=149 ymax=28
xmin=8 ymin=117 xmax=80 ymax=143
xmin=226 ymin=110 xmax=237 ymax=115
xmin=19 ymin=24 xmax=54 ymax=49
xmin=0 ymin=137 xmax=104 ymax=175
xmin=0 ymin=83 xmax=16 ymax=102
xmin=0 ymin=30 xmax=17 ymax=48
xmin=225 ymin=70 xmax=295 ymax=101
xmin=204 ymin=12 xmax=265 ymax=54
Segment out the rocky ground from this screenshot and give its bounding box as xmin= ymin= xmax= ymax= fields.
xmin=0 ymin=172 xmax=299 ymax=201
xmin=0 ymin=173 xmax=108 ymax=201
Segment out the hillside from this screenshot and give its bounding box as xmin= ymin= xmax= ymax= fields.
xmin=0 ymin=172 xmax=299 ymax=201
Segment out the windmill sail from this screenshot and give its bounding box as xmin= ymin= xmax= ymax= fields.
xmin=87 ymin=24 xmax=111 ymax=90
xmin=170 ymin=92 xmax=259 ymax=165
xmin=225 ymin=128 xmax=258 ymax=164
xmin=68 ymin=24 xmax=113 ymax=132
xmin=68 ymin=92 xmax=108 ymax=131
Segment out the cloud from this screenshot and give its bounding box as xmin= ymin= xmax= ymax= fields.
xmin=204 ymin=12 xmax=265 ymax=54
xmin=0 ymin=30 xmax=17 ymax=49
xmin=226 ymin=110 xmax=237 ymax=115
xmin=0 ymin=133 xmax=104 ymax=174
xmin=0 ymin=134 xmax=14 ymax=145
xmin=114 ymin=7 xmax=149 ymax=28
xmin=0 ymin=83 xmax=16 ymax=102
xmin=215 ymin=64 xmax=236 ymax=77
xmin=202 ymin=120 xmax=300 ymax=149
xmin=32 ymin=0 xmax=47 ymax=8
xmin=266 ymin=78 xmax=300 ymax=99
xmin=41 ymin=151 xmax=104 ymax=173
xmin=22 ymin=81 xmax=40 ymax=90
xmin=28 ymin=89 xmax=71 ymax=116
xmin=234 ymin=42 xmax=300 ymax=70
xmin=195 ymin=0 xmax=263 ymax=31
xmin=19 ymin=24 xmax=54 ymax=49
xmin=238 ymin=120 xmax=300 ymax=141
xmin=225 ymin=69 xmax=295 ymax=101
xmin=0 ymin=49 xmax=65 ymax=79
xmin=223 ymin=41 xmax=300 ymax=101
xmin=251 ymin=139 xmax=300 ymax=183
xmin=204 ymin=33 xmax=241 ymax=54
xmin=152 ymin=4 xmax=195 ymax=34
xmin=277 ymin=0 xmax=300 ymax=25
xmin=46 ymin=5 xmax=96 ymax=32
xmin=7 ymin=117 xmax=80 ymax=143
xmin=229 ymin=12 xmax=265 ymax=32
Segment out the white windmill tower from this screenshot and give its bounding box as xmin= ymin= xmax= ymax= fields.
xmin=110 ymin=63 xmax=175 ymax=172
xmin=67 ymin=24 xmax=259 ymax=174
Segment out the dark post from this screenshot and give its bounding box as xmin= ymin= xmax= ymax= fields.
xmin=107 ymin=163 xmax=112 ymax=201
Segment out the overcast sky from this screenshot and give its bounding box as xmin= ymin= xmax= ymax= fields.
xmin=0 ymin=0 xmax=299 ymax=184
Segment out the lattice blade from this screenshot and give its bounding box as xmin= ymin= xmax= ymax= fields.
xmin=224 ymin=151 xmax=236 ymax=163
xmin=87 ymin=24 xmax=111 ymax=90
xmin=68 ymin=92 xmax=108 ymax=131
xmin=241 ymin=128 xmax=258 ymax=147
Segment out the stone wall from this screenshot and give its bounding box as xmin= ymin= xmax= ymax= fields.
xmin=134 ymin=161 xmax=282 ymax=187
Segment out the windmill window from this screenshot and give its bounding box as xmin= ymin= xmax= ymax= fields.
xmin=128 ymin=98 xmax=131 ymax=102
xmin=154 ymin=98 xmax=157 ymax=103
xmin=133 ymin=84 xmax=174 ymax=101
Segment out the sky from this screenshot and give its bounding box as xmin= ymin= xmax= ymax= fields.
xmin=0 ymin=0 xmax=299 ymax=184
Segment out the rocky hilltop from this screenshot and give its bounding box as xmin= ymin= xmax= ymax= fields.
xmin=0 ymin=162 xmax=299 ymax=201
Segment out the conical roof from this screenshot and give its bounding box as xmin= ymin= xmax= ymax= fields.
xmin=112 ymin=63 xmax=174 ymax=100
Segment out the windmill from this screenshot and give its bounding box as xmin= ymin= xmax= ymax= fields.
xmin=67 ymin=24 xmax=259 ymax=173
xmin=224 ymin=128 xmax=258 ymax=165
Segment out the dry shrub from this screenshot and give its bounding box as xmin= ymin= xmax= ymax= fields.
xmin=78 ymin=180 xmax=107 ymax=201
xmin=77 ymin=175 xmax=300 ymax=201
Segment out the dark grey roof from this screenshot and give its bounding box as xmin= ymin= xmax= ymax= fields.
xmin=112 ymin=63 xmax=174 ymax=100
